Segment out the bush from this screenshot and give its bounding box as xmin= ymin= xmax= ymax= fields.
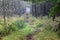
xmin=7 ymin=20 xmax=27 ymax=32
xmin=12 ymin=20 xmax=26 ymax=29
xmin=56 ymin=21 xmax=60 ymax=37
xmin=0 ymin=20 xmax=27 ymax=37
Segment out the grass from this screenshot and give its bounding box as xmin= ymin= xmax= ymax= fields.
xmin=3 ymin=23 xmax=35 ymax=40
xmin=33 ymin=31 xmax=59 ymax=40
xmin=0 ymin=16 xmax=60 ymax=40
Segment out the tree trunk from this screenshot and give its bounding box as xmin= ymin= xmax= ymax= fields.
xmin=53 ymin=15 xmax=55 ymax=21
xmin=3 ymin=0 xmax=6 ymax=27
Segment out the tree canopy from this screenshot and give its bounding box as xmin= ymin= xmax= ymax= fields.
xmin=49 ymin=0 xmax=60 ymax=19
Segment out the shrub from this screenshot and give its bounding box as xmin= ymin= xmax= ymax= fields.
xmin=56 ymin=21 xmax=60 ymax=37
xmin=12 ymin=20 xmax=26 ymax=29
xmin=0 ymin=20 xmax=27 ymax=37
xmin=6 ymin=20 xmax=27 ymax=32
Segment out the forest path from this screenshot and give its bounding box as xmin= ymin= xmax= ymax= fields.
xmin=26 ymin=22 xmax=42 ymax=40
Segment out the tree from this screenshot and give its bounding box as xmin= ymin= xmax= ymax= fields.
xmin=49 ymin=0 xmax=60 ymax=21
xmin=1 ymin=0 xmax=17 ymax=27
xmin=2 ymin=0 xmax=8 ymax=27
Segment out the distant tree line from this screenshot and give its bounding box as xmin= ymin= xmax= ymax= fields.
xmin=24 ymin=0 xmax=60 ymax=19
xmin=31 ymin=0 xmax=53 ymax=17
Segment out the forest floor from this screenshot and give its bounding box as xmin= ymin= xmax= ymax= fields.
xmin=0 ymin=16 xmax=60 ymax=40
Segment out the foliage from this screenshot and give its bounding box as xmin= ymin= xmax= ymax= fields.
xmin=48 ymin=0 xmax=60 ymax=38
xmin=49 ymin=0 xmax=60 ymax=37
xmin=0 ymin=20 xmax=27 ymax=37
xmin=5 ymin=20 xmax=27 ymax=33
xmin=56 ymin=21 xmax=60 ymax=37
xmin=49 ymin=0 xmax=60 ymax=19
xmin=0 ymin=16 xmax=59 ymax=40
xmin=34 ymin=20 xmax=43 ymax=28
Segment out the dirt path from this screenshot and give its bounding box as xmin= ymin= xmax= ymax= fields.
xmin=26 ymin=27 xmax=41 ymax=40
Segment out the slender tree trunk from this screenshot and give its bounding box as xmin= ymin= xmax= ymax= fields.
xmin=4 ymin=11 xmax=6 ymax=27
xmin=53 ymin=15 xmax=55 ymax=21
xmin=3 ymin=0 xmax=6 ymax=27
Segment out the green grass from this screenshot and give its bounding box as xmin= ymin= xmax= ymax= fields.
xmin=3 ymin=24 xmax=35 ymax=40
xmin=36 ymin=30 xmax=59 ymax=40
xmin=0 ymin=16 xmax=60 ymax=40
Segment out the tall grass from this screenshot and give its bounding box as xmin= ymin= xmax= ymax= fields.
xmin=0 ymin=16 xmax=60 ymax=40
